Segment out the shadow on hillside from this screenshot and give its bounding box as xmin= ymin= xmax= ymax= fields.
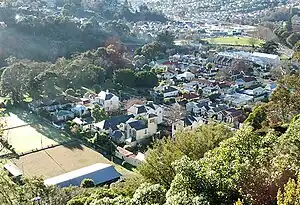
xmin=7 ymin=108 xmax=84 ymax=150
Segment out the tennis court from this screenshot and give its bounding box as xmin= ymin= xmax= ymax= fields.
xmin=1 ymin=109 xmax=72 ymax=154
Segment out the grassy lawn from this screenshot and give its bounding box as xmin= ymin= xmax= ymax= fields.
xmin=202 ymin=36 xmax=264 ymax=47
xmin=2 ymin=108 xmax=72 ymax=154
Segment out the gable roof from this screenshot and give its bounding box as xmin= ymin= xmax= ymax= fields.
xmin=135 ymin=105 xmax=147 ymax=114
xmin=128 ymin=120 xmax=148 ymax=131
xmin=225 ymin=108 xmax=244 ymax=117
xmin=242 ymin=76 xmax=256 ymax=82
xmin=162 ymin=86 xmax=178 ymax=93
xmin=98 ymin=91 xmax=116 ymax=101
xmin=44 ymin=163 xmax=121 ymax=187
xmin=94 ymin=114 xmax=134 ymax=130
xmin=211 ymin=105 xmax=228 ymax=113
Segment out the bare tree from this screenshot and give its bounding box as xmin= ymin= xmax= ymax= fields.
xmin=164 ymin=103 xmax=186 ymax=125
xmin=124 ymin=98 xmax=146 ymax=110
xmin=248 ymin=36 xmax=258 ymax=48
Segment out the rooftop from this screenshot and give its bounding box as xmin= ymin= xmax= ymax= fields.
xmin=44 ymin=163 xmax=121 ymax=187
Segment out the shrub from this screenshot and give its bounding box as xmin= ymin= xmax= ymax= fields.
xmin=80 ymin=178 xmax=95 ymax=188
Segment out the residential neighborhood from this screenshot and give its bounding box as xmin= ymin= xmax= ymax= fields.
xmin=0 ymin=0 xmax=300 ymax=204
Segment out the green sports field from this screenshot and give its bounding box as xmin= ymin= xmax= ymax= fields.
xmin=202 ymin=36 xmax=264 ymax=46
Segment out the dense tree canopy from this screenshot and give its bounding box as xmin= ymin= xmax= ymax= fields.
xmin=138 ymin=123 xmax=233 ymax=188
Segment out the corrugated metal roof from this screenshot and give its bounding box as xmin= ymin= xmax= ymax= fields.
xmin=44 ymin=163 xmax=121 ymax=187
xmin=4 ymin=163 xmax=22 ymax=177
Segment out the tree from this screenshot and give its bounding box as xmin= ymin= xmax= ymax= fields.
xmin=114 ymin=69 xmax=136 ymax=87
xmin=266 ymin=75 xmax=300 ymax=125
xmin=155 ymin=30 xmax=175 ymax=47
xmin=91 ymin=104 xmax=108 ymax=122
xmin=259 ymin=40 xmax=279 ymax=54
xmin=135 ymin=71 xmax=158 ymax=88
xmin=141 ymin=42 xmax=166 ymax=61
xmin=277 ymin=178 xmax=300 ymax=205
xmin=131 ymin=183 xmax=166 ymax=205
xmin=244 ymin=105 xmax=267 ymax=130
xmin=124 ymin=98 xmax=146 ymax=110
xmin=163 ymin=103 xmax=186 ymax=126
xmin=248 ymin=36 xmax=258 ymax=48
xmin=81 ymin=179 xmax=95 ymax=188
xmin=137 ymin=123 xmax=233 ymax=188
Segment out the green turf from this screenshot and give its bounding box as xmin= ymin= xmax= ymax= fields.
xmin=202 ymin=36 xmax=264 ymax=46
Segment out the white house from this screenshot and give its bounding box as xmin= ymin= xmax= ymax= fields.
xmin=115 ymin=147 xmax=145 ymax=167
xmin=252 ymin=52 xmax=281 ymax=67
xmin=224 ymin=93 xmax=253 ymax=107
xmin=243 ymin=87 xmax=268 ymax=102
xmin=176 ymin=71 xmax=195 ymax=81
xmin=155 ymin=86 xmax=179 ymax=98
xmin=127 ymin=102 xmax=164 ymax=124
xmin=95 ymin=91 xmax=120 ymax=112
xmin=125 ymin=114 xmax=158 ymax=142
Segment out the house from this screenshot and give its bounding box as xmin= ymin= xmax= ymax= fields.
xmin=218 ymin=81 xmax=235 ymax=94
xmin=92 ymin=114 xmax=134 ymax=132
xmin=163 ymin=69 xmax=178 ymax=80
xmin=95 ymin=91 xmax=120 ymax=112
xmin=29 ymin=98 xmax=75 ymax=112
xmin=52 ymin=110 xmax=75 ymax=122
xmin=44 ymin=163 xmax=121 ymax=187
xmin=156 ymin=86 xmax=179 ymax=98
xmin=207 ymin=104 xmax=228 ymax=121
xmin=202 ymin=86 xmax=219 ymax=96
xmin=176 ymin=71 xmax=195 ymax=81
xmin=180 ymin=93 xmax=200 ymax=101
xmin=186 ymin=99 xmax=211 ymax=116
xmin=252 ymin=52 xmax=281 ymax=67
xmin=265 ymin=82 xmax=277 ymax=93
xmin=236 ymin=76 xmax=258 ymax=88
xmin=222 ymin=108 xmax=245 ymax=126
xmin=115 ymin=147 xmax=145 ymax=167
xmin=126 ymin=115 xmax=157 ymax=142
xmin=183 ymin=115 xmax=207 ymax=128
xmin=127 ymin=102 xmax=164 ymax=124
xmin=243 ymin=87 xmax=268 ymax=102
xmin=292 ymin=14 xmax=300 ymax=32
xmin=110 ymin=130 xmax=125 ymax=143
xmin=71 ymin=105 xmax=89 ymax=117
xmin=224 ymin=93 xmax=253 ymax=107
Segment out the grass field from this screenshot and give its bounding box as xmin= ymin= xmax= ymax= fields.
xmin=12 ymin=143 xmax=134 ymax=179
xmin=1 ymin=108 xmax=72 ymax=154
xmin=202 ymin=36 xmax=264 ymax=46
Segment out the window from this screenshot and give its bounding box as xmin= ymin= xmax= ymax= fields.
xmin=149 ymin=119 xmax=155 ymax=123
xmin=145 ymin=129 xmax=147 ymax=134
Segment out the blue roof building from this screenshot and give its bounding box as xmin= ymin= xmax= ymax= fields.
xmin=44 ymin=163 xmax=121 ymax=187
